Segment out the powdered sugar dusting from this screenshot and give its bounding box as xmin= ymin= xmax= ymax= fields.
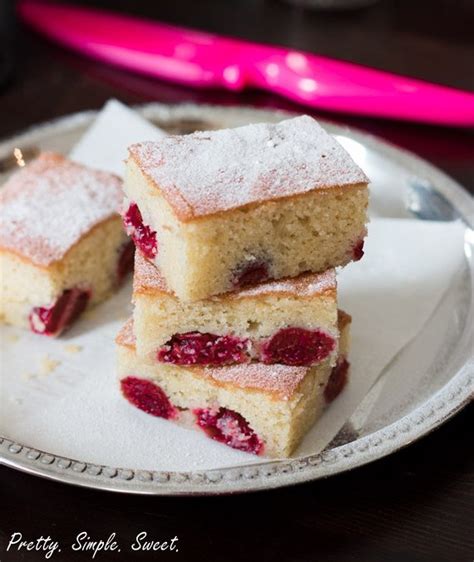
xmin=117 ymin=319 xmax=308 ymax=399
xmin=133 ymin=250 xmax=336 ymax=299
xmin=203 ymin=362 xmax=308 ymax=399
xmin=129 ymin=115 xmax=368 ymax=221
xmin=0 ymin=152 xmax=123 ymax=266
xmin=236 ymin=269 xmax=336 ymax=299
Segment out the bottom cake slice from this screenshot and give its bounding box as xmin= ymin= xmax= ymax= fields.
xmin=116 ymin=311 xmax=351 ymax=458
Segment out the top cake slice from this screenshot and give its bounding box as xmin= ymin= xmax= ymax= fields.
xmin=123 ymin=115 xmax=369 ymax=301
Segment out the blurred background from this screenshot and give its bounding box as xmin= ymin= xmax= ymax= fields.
xmin=0 ymin=0 xmax=473 ymax=187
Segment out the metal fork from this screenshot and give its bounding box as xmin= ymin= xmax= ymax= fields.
xmin=406 ymin=177 xmax=466 ymax=222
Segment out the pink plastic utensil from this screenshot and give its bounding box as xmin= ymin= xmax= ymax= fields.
xmin=18 ymin=0 xmax=474 ymax=126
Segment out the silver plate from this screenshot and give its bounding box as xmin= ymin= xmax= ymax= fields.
xmin=0 ymin=103 xmax=472 ymax=495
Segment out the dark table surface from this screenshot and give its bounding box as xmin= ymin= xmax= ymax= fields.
xmin=0 ymin=1 xmax=473 ymax=561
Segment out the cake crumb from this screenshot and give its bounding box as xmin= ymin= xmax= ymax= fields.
xmin=39 ymin=355 xmax=61 ymax=376
xmin=7 ymin=333 xmax=19 ymax=343
xmin=64 ymin=344 xmax=82 ymax=354
xmin=21 ymin=372 xmax=37 ymax=381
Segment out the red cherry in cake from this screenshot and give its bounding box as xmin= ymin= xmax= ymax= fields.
xmin=29 ymin=288 xmax=90 ymax=336
xmin=123 ymin=202 xmax=158 ymax=260
xmin=120 ymin=376 xmax=177 ymax=419
xmin=352 ymin=239 xmax=365 ymax=261
xmin=324 ymin=358 xmax=350 ymax=402
xmin=116 ymin=240 xmax=135 ymax=283
xmin=232 ymin=260 xmax=270 ymax=288
xmin=157 ymin=332 xmax=249 ymax=367
xmin=194 ymin=407 xmax=264 ymax=455
xmin=260 ymin=327 xmax=336 ymax=366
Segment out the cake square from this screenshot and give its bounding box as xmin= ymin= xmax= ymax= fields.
xmin=0 ymin=152 xmax=134 ymax=336
xmin=116 ymin=311 xmax=351 ymax=458
xmin=123 ymin=115 xmax=369 ymax=301
xmin=133 ymin=251 xmax=338 ymax=368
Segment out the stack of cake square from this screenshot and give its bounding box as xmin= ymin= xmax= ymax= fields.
xmin=116 ymin=116 xmax=369 ymax=458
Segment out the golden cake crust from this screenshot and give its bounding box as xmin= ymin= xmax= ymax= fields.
xmin=0 ymin=152 xmax=123 ymax=267
xmin=128 ymin=115 xmax=368 ymax=222
xmin=133 ymin=251 xmax=336 ymax=300
xmin=116 ymin=317 xmax=136 ymax=349
xmin=338 ymin=309 xmax=352 ymax=331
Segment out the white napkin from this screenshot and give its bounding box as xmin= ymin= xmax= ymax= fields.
xmin=70 ymin=99 xmax=166 ymax=176
xmin=0 ymin=102 xmax=467 ymax=471
xmin=298 ymin=218 xmax=466 ymax=454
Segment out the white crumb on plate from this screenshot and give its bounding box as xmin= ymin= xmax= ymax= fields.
xmin=64 ymin=344 xmax=82 ymax=354
xmin=39 ymin=355 xmax=61 ymax=376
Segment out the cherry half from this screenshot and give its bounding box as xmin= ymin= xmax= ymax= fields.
xmin=120 ymin=376 xmax=177 ymax=419
xmin=157 ymin=332 xmax=249 ymax=367
xmin=194 ymin=407 xmax=263 ymax=455
xmin=29 ymin=288 xmax=90 ymax=336
xmin=260 ymin=327 xmax=336 ymax=366
xmin=324 ymin=358 xmax=350 ymax=402
xmin=123 ymin=202 xmax=158 ymax=260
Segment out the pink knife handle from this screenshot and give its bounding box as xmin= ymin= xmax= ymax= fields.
xmin=18 ymin=0 xmax=474 ymax=126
